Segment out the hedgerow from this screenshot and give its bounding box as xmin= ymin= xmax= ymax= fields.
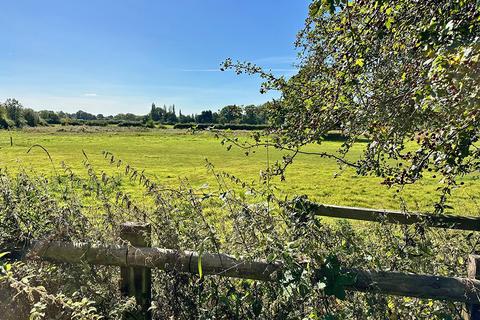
xmin=173 ymin=123 xmax=269 ymax=130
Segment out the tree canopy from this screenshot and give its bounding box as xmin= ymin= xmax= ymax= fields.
xmin=225 ymin=0 xmax=479 ymax=210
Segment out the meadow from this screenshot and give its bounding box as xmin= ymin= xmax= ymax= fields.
xmin=0 ymin=126 xmax=478 ymax=215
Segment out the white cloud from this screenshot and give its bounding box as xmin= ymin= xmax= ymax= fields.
xmin=83 ymin=93 xmax=98 ymax=97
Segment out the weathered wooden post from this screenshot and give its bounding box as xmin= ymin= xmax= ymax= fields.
xmin=465 ymin=255 xmax=480 ymax=320
xmin=120 ymin=222 xmax=152 ymax=320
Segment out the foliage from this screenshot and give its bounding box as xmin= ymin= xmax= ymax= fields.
xmin=0 ymin=150 xmax=478 ymax=318
xmin=195 ymin=110 xmax=215 ymax=123
xmin=4 ymin=99 xmax=26 ymax=128
xmin=243 ymin=104 xmax=267 ymax=125
xmin=223 ymin=0 xmax=480 ymax=210
xmin=75 ymin=110 xmax=97 ymax=121
xmin=0 ymin=252 xmax=12 ymax=275
xmin=38 ymin=110 xmax=61 ymax=125
xmin=145 ymin=118 xmax=155 ymax=128
xmin=0 ymin=104 xmax=14 ymax=129
xmin=117 ymin=120 xmax=145 ymax=127
xmin=23 ymin=108 xmax=42 ymax=127
xmin=218 ymin=105 xmax=243 ymax=124
xmin=149 ymin=103 xmax=178 ymax=123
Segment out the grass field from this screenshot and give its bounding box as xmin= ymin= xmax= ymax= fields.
xmin=0 ymin=126 xmax=478 ymax=214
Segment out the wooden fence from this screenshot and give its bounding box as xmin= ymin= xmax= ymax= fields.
xmin=303 ymin=201 xmax=480 ymax=231
xmin=5 ymin=202 xmax=480 ymax=319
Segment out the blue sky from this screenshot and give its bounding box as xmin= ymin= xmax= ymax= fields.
xmin=0 ymin=1 xmax=309 ymax=115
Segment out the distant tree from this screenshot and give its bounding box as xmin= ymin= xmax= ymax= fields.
xmin=123 ymin=113 xmax=139 ymax=121
xmin=23 ymin=108 xmax=40 ymax=127
xmin=218 ymin=105 xmax=242 ymax=124
xmin=75 ymin=110 xmax=96 ymax=120
xmin=164 ymin=105 xmax=178 ymax=123
xmin=39 ymin=110 xmax=61 ymax=124
xmin=255 ymin=103 xmax=268 ymax=124
xmin=4 ymin=99 xmax=25 ymax=127
xmin=0 ymin=103 xmax=14 ymax=129
xmin=0 ymin=99 xmax=273 ymax=130
xmin=178 ymin=110 xmax=194 ymax=123
xmin=212 ymin=112 xmax=219 ymax=123
xmin=57 ymin=111 xmax=67 ymax=120
xmin=242 ymin=105 xmax=260 ymax=124
xmin=150 ymin=103 xmax=165 ymax=122
xmin=195 ymin=110 xmax=214 ymax=123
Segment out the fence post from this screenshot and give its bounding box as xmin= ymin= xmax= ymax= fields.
xmin=120 ymin=222 xmax=152 ymax=320
xmin=465 ymin=255 xmax=480 ymax=320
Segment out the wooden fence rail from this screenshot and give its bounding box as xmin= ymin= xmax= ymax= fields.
xmin=11 ymin=234 xmax=480 ymax=319
xmin=304 ymin=201 xmax=480 ymax=231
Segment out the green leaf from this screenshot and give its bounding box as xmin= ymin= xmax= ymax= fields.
xmin=0 ymin=252 xmax=10 ymax=259
xmin=385 ymin=17 xmax=394 ymax=30
xmin=355 ymin=58 xmax=364 ymax=67
xmin=309 ymin=1 xmax=322 ymax=17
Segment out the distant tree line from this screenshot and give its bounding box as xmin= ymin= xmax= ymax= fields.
xmin=148 ymin=103 xmax=268 ymax=125
xmin=0 ymin=99 xmax=43 ymax=128
xmin=0 ymin=98 xmax=270 ymax=129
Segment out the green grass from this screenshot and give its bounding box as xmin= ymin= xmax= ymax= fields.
xmin=0 ymin=126 xmax=479 ymax=214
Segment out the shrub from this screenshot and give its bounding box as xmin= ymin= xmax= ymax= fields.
xmin=61 ymin=119 xmax=83 ymax=126
xmin=117 ymin=121 xmax=145 ymax=127
xmin=145 ymin=119 xmax=155 ymax=128
xmin=84 ymin=120 xmax=108 ymax=127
